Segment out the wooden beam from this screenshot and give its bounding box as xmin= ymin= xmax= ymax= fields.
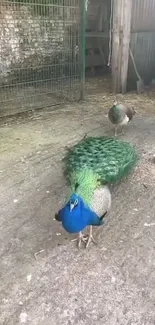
xmin=131 ymin=28 xmax=155 ymax=33
xmin=121 ymin=0 xmax=132 ymax=94
xmin=86 ymin=32 xmax=109 ymax=38
xmin=111 ymin=0 xmax=123 ymax=93
xmin=111 ymin=0 xmax=132 ymax=93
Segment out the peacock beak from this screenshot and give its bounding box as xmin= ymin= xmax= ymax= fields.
xmin=70 ymin=203 xmax=74 ymax=212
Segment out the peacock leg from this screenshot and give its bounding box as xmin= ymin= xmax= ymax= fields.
xmin=72 ymin=232 xmax=87 ymax=248
xmin=85 ymin=226 xmax=97 ymax=248
xmin=77 ymin=231 xmax=88 ymax=248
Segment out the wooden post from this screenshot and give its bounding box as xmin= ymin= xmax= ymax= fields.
xmin=111 ymin=0 xmax=132 ymax=93
xmin=121 ymin=0 xmax=132 ymax=94
xmin=111 ymin=0 xmax=123 ymax=93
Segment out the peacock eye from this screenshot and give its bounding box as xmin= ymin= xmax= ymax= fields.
xmin=75 ymin=199 xmax=78 ymax=206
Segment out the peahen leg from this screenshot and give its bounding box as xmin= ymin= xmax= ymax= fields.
xmin=114 ymin=126 xmax=118 ymax=136
xmin=115 ymin=125 xmax=124 ymax=136
xmin=86 ymin=226 xmax=97 ymax=248
xmin=119 ymin=125 xmax=124 ymax=135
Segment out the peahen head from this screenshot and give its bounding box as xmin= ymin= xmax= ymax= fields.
xmin=69 ymin=193 xmax=81 ymax=211
xmin=111 ymin=101 xmax=119 ymax=112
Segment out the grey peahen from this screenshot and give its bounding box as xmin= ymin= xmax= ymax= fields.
xmin=108 ymin=101 xmax=136 ymax=136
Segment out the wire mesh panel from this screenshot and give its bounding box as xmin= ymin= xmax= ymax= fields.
xmin=0 ymin=0 xmax=85 ymax=115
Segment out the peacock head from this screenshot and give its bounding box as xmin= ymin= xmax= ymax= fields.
xmin=69 ymin=193 xmax=80 ymax=212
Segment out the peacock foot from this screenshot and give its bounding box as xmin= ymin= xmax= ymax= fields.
xmin=85 ymin=234 xmax=97 ymax=248
xmin=72 ymin=231 xmax=88 ymax=249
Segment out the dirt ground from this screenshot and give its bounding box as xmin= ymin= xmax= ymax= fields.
xmin=0 ymin=77 xmax=155 ymax=325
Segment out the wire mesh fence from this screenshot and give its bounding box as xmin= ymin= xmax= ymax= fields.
xmin=0 ymin=0 xmax=85 ymax=116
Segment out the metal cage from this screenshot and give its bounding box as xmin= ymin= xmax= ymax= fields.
xmin=0 ymin=0 xmax=85 ymax=115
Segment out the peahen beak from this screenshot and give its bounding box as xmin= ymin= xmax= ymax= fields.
xmin=70 ymin=203 xmax=75 ymax=212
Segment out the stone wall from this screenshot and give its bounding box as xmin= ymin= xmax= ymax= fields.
xmin=0 ymin=3 xmax=79 ymax=85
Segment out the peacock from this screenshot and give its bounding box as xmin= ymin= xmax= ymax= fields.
xmin=55 ymin=136 xmax=138 ymax=248
xmin=108 ymin=101 xmax=136 ymax=136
